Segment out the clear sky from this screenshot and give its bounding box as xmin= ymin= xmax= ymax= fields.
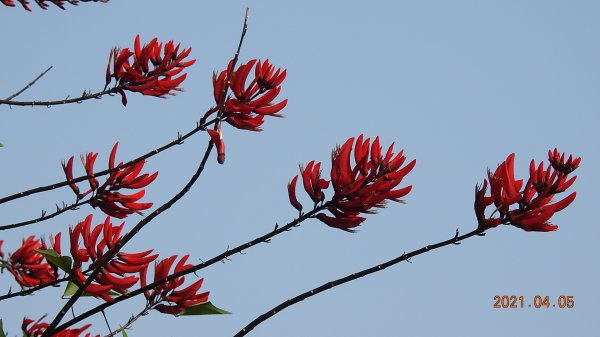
xmin=0 ymin=1 xmax=598 ymax=336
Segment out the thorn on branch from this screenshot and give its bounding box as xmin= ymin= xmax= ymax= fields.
xmin=401 ymin=252 xmax=412 ymax=263
xmin=453 ymin=229 xmax=461 ymax=245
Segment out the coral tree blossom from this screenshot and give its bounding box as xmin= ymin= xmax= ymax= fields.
xmin=106 ymin=35 xmax=195 ymax=106
xmin=22 ymin=317 xmax=99 ymax=337
xmin=62 ymin=142 xmax=157 ymax=218
xmin=69 ymin=214 xmax=159 ymax=302
xmin=201 ymin=59 xmax=288 ymax=131
xmin=0 ymin=234 xmax=61 ymax=288
xmin=475 ymin=149 xmax=580 ymax=232
xmin=0 ymin=0 xmax=76 ymax=11
xmin=288 ymin=135 xmax=416 ymax=231
xmin=140 ymin=255 xmax=210 ymax=315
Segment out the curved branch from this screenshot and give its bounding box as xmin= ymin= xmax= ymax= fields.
xmin=233 ymin=227 xmax=485 ymax=337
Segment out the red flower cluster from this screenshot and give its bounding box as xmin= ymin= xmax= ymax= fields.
xmin=0 ymin=234 xmax=61 ymax=288
xmin=141 ymin=255 xmax=210 ymax=315
xmin=22 ymin=317 xmax=98 ymax=337
xmin=106 ymin=35 xmax=195 ymax=106
xmin=0 ymin=0 xmax=78 ymax=11
xmin=69 ymin=214 xmax=158 ymax=301
xmin=475 ymin=149 xmax=580 ymax=232
xmin=201 ymin=59 xmax=288 ymax=131
xmin=62 ymin=142 xmax=157 ymax=218
xmin=288 ymin=135 xmax=416 ymax=231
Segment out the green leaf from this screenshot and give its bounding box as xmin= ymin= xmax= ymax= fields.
xmin=62 ymin=281 xmax=119 ymax=298
xmin=63 ymin=281 xmax=82 ymax=297
xmin=180 ymin=301 xmax=231 ymax=315
xmin=121 ymin=328 xmax=128 ymax=337
xmin=0 ymin=143 xmax=3 ymax=148
xmin=0 ymin=319 xmax=6 ymax=337
xmin=35 ymin=249 xmax=72 ymax=273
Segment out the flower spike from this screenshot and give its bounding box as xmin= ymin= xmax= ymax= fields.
xmin=475 ymin=150 xmax=580 ymax=232
xmin=287 ymin=135 xmax=415 ymax=231
xmin=106 ymin=35 xmax=195 ymax=106
xmin=201 ymin=59 xmax=288 ymax=131
xmin=62 ymin=142 xmax=157 ymax=218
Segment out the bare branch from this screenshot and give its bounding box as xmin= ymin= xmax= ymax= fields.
xmin=233 ymin=227 xmax=486 ymax=337
xmin=4 ymin=66 xmax=53 ymax=101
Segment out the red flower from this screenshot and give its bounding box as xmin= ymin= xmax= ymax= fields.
xmin=106 ymin=35 xmax=195 ymax=106
xmin=1 ymin=0 xmax=71 ymax=11
xmin=3 ymin=235 xmax=61 ymax=288
xmin=548 ymin=148 xmax=581 ymax=174
xmin=207 ymin=122 xmax=226 ymax=164
xmin=140 ymin=255 xmax=210 ymax=316
xmin=300 ymin=160 xmax=330 ymax=204
xmin=288 ymin=135 xmax=416 ymax=231
xmin=69 ymin=214 xmax=158 ymax=301
xmin=62 ymin=142 xmax=158 ymax=218
xmin=201 ymin=59 xmax=288 ymax=131
xmin=287 ymin=175 xmax=303 ymax=213
xmin=475 ymin=150 xmax=579 ymax=232
xmin=22 ymin=316 xmax=98 ymax=337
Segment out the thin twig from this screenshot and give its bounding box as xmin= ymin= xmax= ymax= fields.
xmin=4 ymin=66 xmax=53 ymax=101
xmin=102 ymin=304 xmax=151 ymax=337
xmin=0 ymin=199 xmax=89 ymax=231
xmin=101 ymin=310 xmax=112 ymax=336
xmin=233 ymin=227 xmax=486 ymax=337
xmin=41 ymin=10 xmax=252 ymax=337
xmin=0 ymin=86 xmax=121 ymax=107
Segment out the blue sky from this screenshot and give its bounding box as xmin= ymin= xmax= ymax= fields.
xmin=0 ymin=1 xmax=598 ymax=336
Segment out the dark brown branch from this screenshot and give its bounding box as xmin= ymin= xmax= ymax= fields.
xmin=4 ymin=66 xmax=53 ymax=101
xmin=233 ymin=227 xmax=486 ymax=337
xmin=216 ymin=7 xmax=248 ymax=120
xmin=0 ymin=199 xmax=89 ymax=231
xmin=0 ymin=275 xmax=71 ymax=301
xmin=52 ymin=203 xmax=326 ymax=333
xmin=41 ymin=9 xmax=251 ymax=337
xmin=0 ymin=86 xmax=121 ymax=107
xmin=0 ymin=117 xmax=218 ymax=206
